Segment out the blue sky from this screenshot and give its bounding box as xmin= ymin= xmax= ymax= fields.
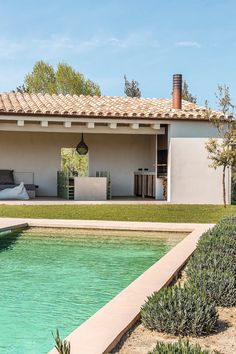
xmin=0 ymin=0 xmax=235 ymax=107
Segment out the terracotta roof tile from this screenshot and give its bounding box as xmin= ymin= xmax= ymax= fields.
xmin=0 ymin=92 xmax=227 ymax=121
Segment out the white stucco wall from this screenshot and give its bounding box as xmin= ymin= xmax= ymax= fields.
xmin=0 ymin=132 xmax=62 ymax=196
xmin=0 ymin=132 xmax=155 ymax=197
xmin=168 ymin=121 xmax=231 ymax=204
xmin=88 ymin=134 xmax=155 ymax=196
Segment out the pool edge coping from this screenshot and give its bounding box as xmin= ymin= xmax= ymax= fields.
xmin=0 ymin=217 xmax=213 ymax=233
xmin=0 ymin=218 xmax=214 ymax=354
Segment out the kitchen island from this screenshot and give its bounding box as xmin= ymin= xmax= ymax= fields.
xmin=74 ymin=177 xmax=107 ymax=201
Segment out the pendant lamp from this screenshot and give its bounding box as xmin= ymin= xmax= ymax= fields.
xmin=76 ymin=133 xmax=88 ymax=155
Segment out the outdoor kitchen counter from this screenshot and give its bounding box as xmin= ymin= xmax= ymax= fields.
xmin=134 ymin=171 xmax=166 ymax=200
xmin=74 ymin=177 xmax=107 ymax=201
xmin=134 ymin=172 xmax=155 ymax=198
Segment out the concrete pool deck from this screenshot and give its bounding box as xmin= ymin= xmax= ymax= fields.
xmin=0 ymin=197 xmax=168 ymax=205
xmin=0 ymin=219 xmax=28 ymax=232
xmin=0 ymin=218 xmax=214 ymax=354
xmin=0 ymin=217 xmax=210 ymax=232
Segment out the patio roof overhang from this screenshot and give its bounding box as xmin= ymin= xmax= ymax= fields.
xmin=0 ymin=114 xmax=166 ymax=135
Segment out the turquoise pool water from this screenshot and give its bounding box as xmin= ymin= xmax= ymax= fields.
xmin=0 ymin=228 xmax=185 ymax=354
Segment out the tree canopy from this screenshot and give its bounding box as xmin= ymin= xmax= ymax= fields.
xmin=17 ymin=61 xmax=101 ymax=96
xmin=182 ymin=80 xmax=197 ymax=103
xmin=124 ymin=75 xmax=141 ymax=98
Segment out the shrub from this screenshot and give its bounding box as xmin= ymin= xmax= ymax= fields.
xmin=186 ymin=217 xmax=236 ymax=307
xmin=141 ymin=285 xmax=218 ymax=336
xmin=218 ymin=215 xmax=236 ymax=225
xmin=148 ymin=340 xmax=210 ymax=354
xmin=194 ymin=236 xmax=236 ymax=256
xmin=198 ymin=226 xmax=236 ymax=246
xmin=213 ymin=224 xmax=236 ymax=239
xmin=141 ymin=216 xmax=235 ymax=341
xmin=188 ymin=269 xmax=236 ymax=307
xmin=187 ymin=251 xmax=236 ymax=277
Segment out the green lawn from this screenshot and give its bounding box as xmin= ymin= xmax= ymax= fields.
xmin=0 ymin=204 xmax=235 ymax=223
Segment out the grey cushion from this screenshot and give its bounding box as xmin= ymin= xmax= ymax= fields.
xmin=0 ymin=170 xmax=14 ymax=184
xmin=0 ymin=184 xmax=36 ymax=191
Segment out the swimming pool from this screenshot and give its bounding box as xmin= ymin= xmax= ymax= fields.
xmin=0 ymin=228 xmax=186 ymax=354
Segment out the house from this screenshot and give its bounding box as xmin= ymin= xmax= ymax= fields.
xmin=0 ymin=74 xmax=231 ymax=204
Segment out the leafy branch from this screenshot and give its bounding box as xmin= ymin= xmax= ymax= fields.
xmin=52 ymin=329 xmax=71 ymax=354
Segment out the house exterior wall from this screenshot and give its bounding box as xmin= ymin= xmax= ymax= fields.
xmin=168 ymin=121 xmax=231 ymax=204
xmin=0 ymin=120 xmax=231 ymax=203
xmin=0 ymin=131 xmax=155 ymax=197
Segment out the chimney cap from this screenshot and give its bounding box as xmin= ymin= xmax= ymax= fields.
xmin=173 ymin=73 xmax=182 ymax=85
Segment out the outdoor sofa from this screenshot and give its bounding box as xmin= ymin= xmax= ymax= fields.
xmin=0 ymin=169 xmax=37 ymax=198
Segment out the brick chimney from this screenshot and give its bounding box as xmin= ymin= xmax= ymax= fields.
xmin=172 ymin=74 xmax=182 ymax=109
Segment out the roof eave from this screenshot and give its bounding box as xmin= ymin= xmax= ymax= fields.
xmin=0 ymin=111 xmax=226 ymax=122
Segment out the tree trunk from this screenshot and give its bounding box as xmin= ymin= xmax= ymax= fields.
xmin=223 ymin=166 xmax=226 ymax=208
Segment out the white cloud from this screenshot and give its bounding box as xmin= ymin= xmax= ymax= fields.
xmin=0 ymin=37 xmax=24 ymax=59
xmin=106 ymin=31 xmax=159 ymax=49
xmin=176 ymin=41 xmax=201 ymax=48
xmin=0 ymin=31 xmax=160 ymax=61
xmin=33 ymin=35 xmax=102 ymax=52
xmin=34 ymin=32 xmax=160 ymax=52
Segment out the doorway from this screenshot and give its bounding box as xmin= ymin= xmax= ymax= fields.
xmin=61 ymin=148 xmax=89 ymax=177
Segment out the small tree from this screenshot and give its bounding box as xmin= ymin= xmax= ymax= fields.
xmin=205 ymin=85 xmax=236 ymax=207
xmin=182 ymin=80 xmax=197 ymax=103
xmin=124 ymin=75 xmax=141 ymax=98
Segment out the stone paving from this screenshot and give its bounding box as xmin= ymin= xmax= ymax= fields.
xmin=0 ymin=197 xmax=168 ymax=205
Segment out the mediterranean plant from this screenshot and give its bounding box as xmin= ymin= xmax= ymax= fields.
xmin=191 ymin=225 xmax=236 ymax=255
xmin=141 ymin=285 xmax=218 ymax=336
xmin=52 ymin=329 xmax=71 ymax=354
xmin=186 ymin=251 xmax=236 ymax=276
xmin=141 ymin=216 xmax=236 ymax=341
xmin=186 ymin=216 xmax=236 ymax=306
xmin=148 ymin=340 xmax=210 ymax=354
xmin=205 ymin=85 xmax=236 ymax=207
xmin=124 ymin=75 xmax=141 ymax=98
xmin=188 ymin=269 xmax=236 ymax=307
xmin=182 ymin=80 xmax=197 ymax=104
xmin=218 ymin=215 xmax=236 ymax=225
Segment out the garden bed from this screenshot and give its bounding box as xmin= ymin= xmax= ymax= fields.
xmin=112 ymin=305 xmax=236 ymax=354
xmin=111 ymin=216 xmax=236 ymax=354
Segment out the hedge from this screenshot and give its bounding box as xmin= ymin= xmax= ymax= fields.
xmin=141 ymin=216 xmax=236 ymax=339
